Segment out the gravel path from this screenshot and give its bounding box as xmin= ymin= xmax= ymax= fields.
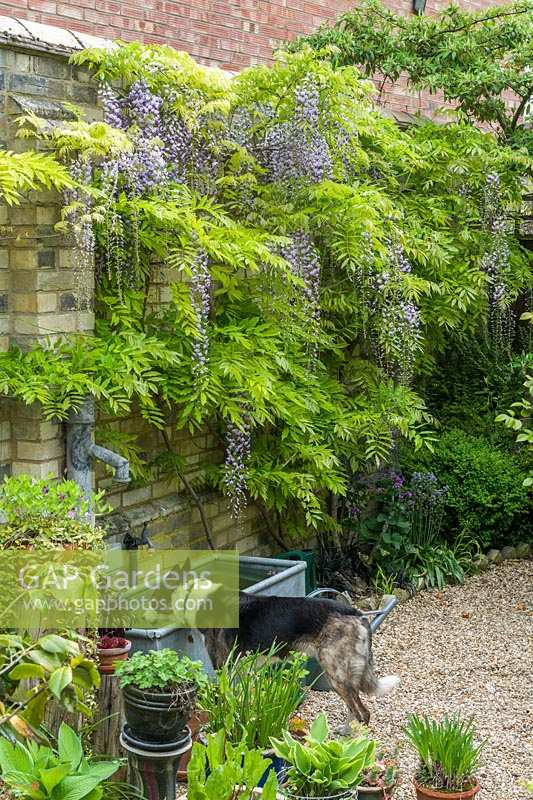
xmin=302 ymin=559 xmax=533 ymax=800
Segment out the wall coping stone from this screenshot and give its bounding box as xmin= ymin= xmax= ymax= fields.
xmin=103 ymin=489 xmax=216 ymax=538
xmin=0 ymin=15 xmax=112 ymax=56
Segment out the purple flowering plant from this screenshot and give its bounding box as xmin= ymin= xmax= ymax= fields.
xmin=0 ymin=474 xmax=107 ymax=549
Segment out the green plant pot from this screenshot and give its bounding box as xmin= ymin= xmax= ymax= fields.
xmin=357 ymin=784 xmax=396 ymax=799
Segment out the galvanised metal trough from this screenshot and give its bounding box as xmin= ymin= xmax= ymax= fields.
xmin=126 ymin=557 xmax=398 ymax=684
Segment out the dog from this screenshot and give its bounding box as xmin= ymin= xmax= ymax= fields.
xmin=202 ymin=592 xmax=399 ymax=729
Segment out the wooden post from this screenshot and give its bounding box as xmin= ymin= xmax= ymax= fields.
xmin=92 ymin=672 xmax=125 ymax=759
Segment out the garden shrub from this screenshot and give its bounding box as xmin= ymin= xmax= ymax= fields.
xmin=402 ymin=429 xmax=531 ymax=548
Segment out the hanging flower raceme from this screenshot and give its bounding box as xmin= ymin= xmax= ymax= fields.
xmin=372 ymin=240 xmax=421 ymax=383
xmin=190 ymin=249 xmax=211 ymax=384
xmin=261 ymin=75 xmax=332 ymax=183
xmin=480 ymin=173 xmax=513 ymax=349
xmin=282 ymin=230 xmax=321 ymax=358
xmin=224 ymin=413 xmax=252 ymax=519
xmin=64 ymin=158 xmax=95 ymax=311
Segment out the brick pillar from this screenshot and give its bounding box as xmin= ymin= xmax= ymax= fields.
xmin=0 ymin=42 xmax=97 ymax=482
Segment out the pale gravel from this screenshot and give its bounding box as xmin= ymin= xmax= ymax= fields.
xmin=301 ymin=559 xmax=533 ymax=800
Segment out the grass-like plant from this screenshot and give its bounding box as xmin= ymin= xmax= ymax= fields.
xmin=404 ymin=714 xmax=485 ymax=793
xmin=198 ymin=644 xmax=308 ymax=750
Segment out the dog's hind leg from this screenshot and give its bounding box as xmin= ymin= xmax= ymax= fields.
xmin=315 ymin=616 xmax=370 ymax=733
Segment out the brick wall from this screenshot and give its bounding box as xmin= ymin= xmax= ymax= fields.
xmin=2 ymin=0 xmax=499 ymax=115
xmin=0 ymin=29 xmax=272 ymax=554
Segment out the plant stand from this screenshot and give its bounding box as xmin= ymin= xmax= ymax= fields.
xmin=120 ymin=725 xmax=192 ymax=800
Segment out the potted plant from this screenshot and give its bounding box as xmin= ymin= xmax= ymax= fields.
xmin=115 ymin=648 xmax=206 ymax=744
xmin=404 ymin=714 xmax=485 ymax=800
xmin=344 ymin=724 xmax=398 ymax=799
xmin=271 ymin=712 xmax=375 ymax=799
xmin=96 ymin=629 xmax=132 ymax=675
xmin=358 ymin=748 xmax=399 ymax=799
xmin=198 ymin=645 xmax=308 ymax=786
xmin=0 ymin=722 xmax=120 ymax=800
xmin=187 ymin=729 xmax=278 ymax=799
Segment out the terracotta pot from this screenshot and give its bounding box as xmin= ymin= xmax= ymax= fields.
xmin=176 ymin=710 xmax=208 ymax=782
xmin=358 ymin=783 xmax=396 ymax=799
xmin=97 ymin=640 xmax=131 ymax=675
xmin=413 ymin=778 xmax=480 ymax=800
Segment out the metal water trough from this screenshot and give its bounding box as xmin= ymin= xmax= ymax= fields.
xmin=126 ymin=559 xmax=398 ymax=685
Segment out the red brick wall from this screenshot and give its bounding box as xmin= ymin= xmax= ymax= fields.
xmin=3 ymin=0 xmax=497 ymax=113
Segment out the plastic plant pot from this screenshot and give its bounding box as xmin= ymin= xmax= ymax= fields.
xmin=280 ymin=788 xmax=356 ymax=799
xmin=358 ymin=784 xmax=396 ymax=799
xmin=122 ymin=683 xmax=196 ymax=744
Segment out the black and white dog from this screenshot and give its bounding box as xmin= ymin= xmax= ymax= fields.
xmin=203 ymin=592 xmax=399 ymax=728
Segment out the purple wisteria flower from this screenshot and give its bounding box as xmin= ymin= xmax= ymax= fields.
xmin=190 ymin=249 xmax=211 ymax=384
xmin=282 ymin=230 xmax=321 ymax=358
xmin=224 ymin=414 xmax=252 ymax=518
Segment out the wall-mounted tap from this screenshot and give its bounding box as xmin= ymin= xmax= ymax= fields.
xmin=122 ymin=523 xmax=154 ymax=550
xmin=66 ymin=396 xmax=130 ymax=515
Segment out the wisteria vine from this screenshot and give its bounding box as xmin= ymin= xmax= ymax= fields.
xmin=480 ymin=173 xmax=513 ymax=350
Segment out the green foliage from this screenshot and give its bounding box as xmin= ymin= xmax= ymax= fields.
xmin=404 ymin=714 xmax=485 ymax=793
xmin=0 ymin=475 xmax=107 ymax=550
xmin=187 ymin=729 xmax=278 ymax=800
xmin=271 ymin=711 xmax=375 ymax=797
xmin=1 ymin=42 xmax=531 ymax=540
xmin=497 ymin=312 xmax=533 ymax=486
xmin=0 ymin=150 xmax=72 ymax=205
xmin=289 ymin=0 xmax=533 ymax=151
xmin=198 ymin=645 xmax=308 ymax=750
xmin=114 ymin=649 xmax=206 ymax=692
xmin=0 ymin=722 xmax=119 ymax=800
xmin=402 ymin=428 xmax=530 ymax=547
xmin=0 ymin=632 xmax=100 ymax=743
xmin=351 ymin=470 xmax=471 ymax=589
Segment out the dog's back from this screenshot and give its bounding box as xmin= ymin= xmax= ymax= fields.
xmin=235 ymin=592 xmax=364 ymax=654
xmin=203 ymin=592 xmax=399 ymax=727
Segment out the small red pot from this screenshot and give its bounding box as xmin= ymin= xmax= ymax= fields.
xmin=413 ymin=778 xmax=480 ymax=800
xmin=97 ymin=640 xmax=131 ymax=675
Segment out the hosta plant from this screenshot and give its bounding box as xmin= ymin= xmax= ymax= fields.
xmin=404 ymin=714 xmax=485 ymax=794
xmin=0 ymin=722 xmax=119 ymax=800
xmin=187 ymin=729 xmax=278 ymax=800
xmin=271 ymin=712 xmax=375 ymax=797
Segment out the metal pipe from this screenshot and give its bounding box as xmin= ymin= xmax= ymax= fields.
xmin=66 ymin=396 xmax=130 ymax=515
xmin=89 ymin=443 xmax=129 ymax=483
